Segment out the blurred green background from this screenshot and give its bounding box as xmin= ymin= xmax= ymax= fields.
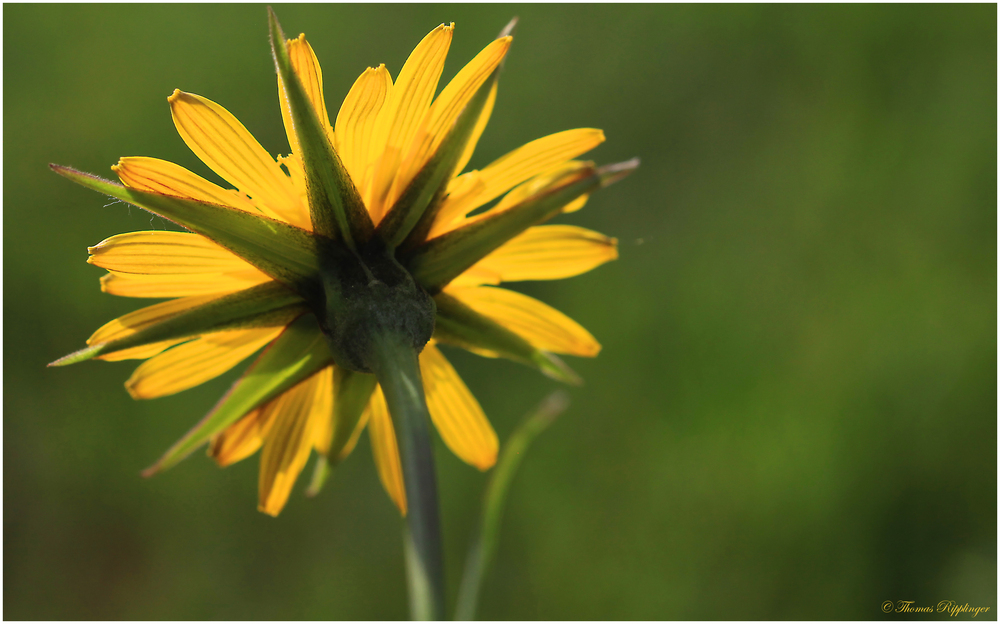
xmin=4 ymin=4 xmax=996 ymax=620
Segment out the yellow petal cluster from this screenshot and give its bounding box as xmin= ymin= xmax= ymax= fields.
xmin=84 ymin=22 xmax=619 ymax=516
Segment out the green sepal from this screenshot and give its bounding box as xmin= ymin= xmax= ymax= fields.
xmin=143 ymin=314 xmax=333 ymax=476
xmin=305 ymin=455 xmax=332 ymax=497
xmin=49 ymin=281 xmax=307 ymax=366
xmin=432 ymin=291 xmax=581 ymax=385
xmin=328 ymin=366 xmax=377 ymax=462
xmin=268 ymin=8 xmax=373 ymax=249
xmin=405 ymin=166 xmax=601 ymax=293
xmin=50 ymin=165 xmax=322 ymax=296
xmin=380 ymin=67 xmax=501 ymax=248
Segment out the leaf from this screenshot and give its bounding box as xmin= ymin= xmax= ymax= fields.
xmin=432 ymin=291 xmax=581 ymax=385
xmin=268 ymin=8 xmax=374 ymax=249
xmin=455 ymin=389 xmax=569 ymax=621
xmin=328 ymin=366 xmax=378 ymax=462
xmin=50 ymin=165 xmax=321 ymax=295
xmin=49 ymin=281 xmax=306 ymax=366
xmin=143 ymin=314 xmax=333 ymax=476
xmin=380 ymin=50 xmax=508 ymax=247
xmin=406 ymin=157 xmax=638 ymax=292
xmin=405 ymin=165 xmax=600 ymax=292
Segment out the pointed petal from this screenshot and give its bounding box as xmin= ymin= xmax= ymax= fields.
xmin=432 ymin=291 xmax=581 ymax=385
xmin=366 ymin=386 xmax=407 ymax=514
xmin=269 ymin=11 xmax=374 ymax=247
xmin=366 ymin=23 xmax=454 ymax=219
xmin=334 ymin=65 xmax=392 ymax=190
xmin=258 ymin=370 xmax=329 ymax=516
xmin=52 ymin=166 xmax=320 ymax=292
xmin=113 ymin=156 xmax=269 ymax=217
xmin=446 ymin=286 xmax=600 ymax=357
xmin=168 ymin=90 xmax=309 ymax=228
xmin=88 ymin=231 xmax=262 ymax=275
xmin=431 ymin=128 xmax=605 ymax=231
xmin=278 ymin=34 xmax=331 ymax=156
xmin=468 ymin=225 xmax=617 ymax=283
xmin=100 ymin=271 xmax=272 ymax=298
xmin=420 ymin=344 xmax=497 ymax=470
xmin=125 ymin=326 xmax=284 ymax=399
xmin=142 ymin=314 xmax=332 ymax=476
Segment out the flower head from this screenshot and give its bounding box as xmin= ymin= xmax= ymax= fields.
xmin=52 ymin=12 xmax=636 ymax=516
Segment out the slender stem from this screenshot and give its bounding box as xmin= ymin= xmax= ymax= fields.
xmin=370 ymin=333 xmax=445 ymax=621
xmin=454 ymin=391 xmax=570 ymax=621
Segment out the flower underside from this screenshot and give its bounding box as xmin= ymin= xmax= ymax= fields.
xmin=52 ymin=10 xmax=636 ymax=516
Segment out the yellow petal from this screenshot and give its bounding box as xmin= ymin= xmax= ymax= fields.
xmin=305 ymin=366 xmax=335 ymax=450
xmin=276 ymin=153 xmax=310 ymax=208
xmin=433 ymin=128 xmax=605 ymax=228
xmin=168 ymin=90 xmax=309 ymax=228
xmin=453 ymin=81 xmax=497 ymax=177
xmin=97 ymin=339 xmax=189 ymax=362
xmin=88 ymin=231 xmax=261 ymax=275
xmin=561 ymin=195 xmax=589 ymax=214
xmin=420 ymin=344 xmax=497 ymax=470
xmin=447 ymin=266 xmax=498 ymax=288
xmin=366 ymin=387 xmax=407 ymax=514
xmin=212 ymin=366 xmax=331 ymax=468
xmin=125 ymin=327 xmax=283 ymax=399
xmin=366 ymin=23 xmax=454 ymax=219
xmin=258 ymin=371 xmax=329 ymax=516
xmin=429 ymin=170 xmax=488 ymax=237
xmin=334 ymin=65 xmax=392 ymax=192
xmin=87 ymin=294 xmax=222 ymax=344
xmin=389 ymin=37 xmax=511 ymax=207
xmin=278 ymin=34 xmax=333 ymax=156
xmin=446 ymin=286 xmax=601 ymax=357
xmin=208 ymin=407 xmax=271 ymax=467
xmin=112 ymin=156 xmax=261 ymax=216
xmin=99 ymin=270 xmax=272 ymax=298
xmin=467 ymin=225 xmax=618 ymax=283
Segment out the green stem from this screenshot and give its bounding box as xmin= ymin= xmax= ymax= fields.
xmin=454 ymin=391 xmax=570 ymax=621
xmin=370 ymin=333 xmax=445 ymax=621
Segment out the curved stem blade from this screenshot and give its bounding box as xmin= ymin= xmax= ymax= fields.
xmin=454 ymin=391 xmax=570 ymax=621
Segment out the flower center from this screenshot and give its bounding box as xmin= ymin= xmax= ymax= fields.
xmin=315 ymin=238 xmax=435 ymax=373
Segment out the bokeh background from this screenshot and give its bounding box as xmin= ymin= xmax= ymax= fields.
xmin=4 ymin=4 xmax=996 ymax=620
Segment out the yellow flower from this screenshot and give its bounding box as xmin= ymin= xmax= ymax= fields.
xmin=52 ymin=17 xmax=635 ymax=517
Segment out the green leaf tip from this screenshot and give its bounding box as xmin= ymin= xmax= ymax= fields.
xmin=384 ymin=67 xmax=502 ymax=249
xmin=305 ymin=455 xmax=332 ymax=497
xmin=52 ymin=161 xmax=322 ymax=294
xmin=143 ymin=313 xmax=332 ymax=477
xmin=598 ymin=157 xmax=640 ymax=188
xmin=48 ymin=344 xmax=104 ymax=367
xmin=432 ymin=292 xmax=582 ymax=386
xmin=268 ymin=7 xmax=373 ymax=249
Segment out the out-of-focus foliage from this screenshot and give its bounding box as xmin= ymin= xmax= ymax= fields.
xmin=4 ymin=4 xmax=995 ymax=619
